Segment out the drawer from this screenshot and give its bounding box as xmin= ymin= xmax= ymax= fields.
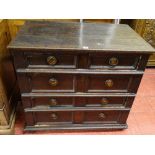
xmin=85 ymin=96 xmax=134 ymax=108
xmin=13 ymin=52 xmax=147 ymax=70
xmin=86 ymin=74 xmax=142 ymax=93
xmin=18 ymin=73 xmax=142 ymax=93
xmin=22 ymin=96 xmax=74 ymax=108
xmin=89 ymin=53 xmax=141 ymax=70
xmin=13 ymin=52 xmax=77 ymax=69
xmin=83 ymin=110 xmax=124 ymax=124
xmin=25 ymin=110 xmax=128 ymax=126
xmin=26 ymin=111 xmax=73 ymax=125
xmin=18 ymin=73 xmax=75 ymax=93
xmin=22 ymin=96 xmax=134 ymax=108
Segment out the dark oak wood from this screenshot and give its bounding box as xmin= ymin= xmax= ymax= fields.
xmin=16 ymin=68 xmax=145 ymax=74
xmin=21 ymin=92 xmax=136 ymax=97
xmin=24 ymin=107 xmax=130 ymax=112
xmin=8 ymin=21 xmax=154 ymax=131
xmin=16 ymin=72 xmax=142 ymax=93
xmin=21 ymin=96 xmax=134 ymax=109
xmin=88 ymin=53 xmax=141 ymax=70
xmin=11 ymin=51 xmax=148 ymax=71
xmin=24 ymin=123 xmax=128 ymax=131
xmin=24 ymin=110 xmax=130 ymax=127
xmin=8 ymin=21 xmax=155 ymax=53
xmin=12 ymin=51 xmax=78 ymax=69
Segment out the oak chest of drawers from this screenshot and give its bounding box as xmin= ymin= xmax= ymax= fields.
xmin=8 ymin=21 xmax=155 ymax=131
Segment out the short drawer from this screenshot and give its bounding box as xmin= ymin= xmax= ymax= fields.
xmin=25 ymin=111 xmax=73 ymax=125
xmin=86 ymin=74 xmax=142 ymax=93
xmin=85 ymin=96 xmax=134 ymax=108
xmin=22 ymin=96 xmax=134 ymax=108
xmin=22 ymin=96 xmax=74 ymax=108
xmin=17 ymin=73 xmax=75 ymax=93
xmin=83 ymin=110 xmax=126 ymax=124
xmin=88 ymin=53 xmax=141 ymax=70
xmin=13 ymin=52 xmax=77 ymax=69
xmin=36 ymin=111 xmax=73 ymax=124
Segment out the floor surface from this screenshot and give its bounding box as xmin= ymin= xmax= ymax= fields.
xmin=14 ymin=68 xmax=155 ymax=135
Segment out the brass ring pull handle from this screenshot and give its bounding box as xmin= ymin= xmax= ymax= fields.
xmin=51 ymin=113 xmax=58 ymax=120
xmin=109 ymin=57 xmax=119 ymax=66
xmin=49 ymin=98 xmax=57 ymax=106
xmin=47 ymin=56 xmax=57 ymax=65
xmin=101 ymin=98 xmax=109 ymax=105
xmin=99 ymin=113 xmax=106 ymax=119
xmin=105 ymin=79 xmax=113 ymax=87
xmin=49 ymin=78 xmax=58 ymax=86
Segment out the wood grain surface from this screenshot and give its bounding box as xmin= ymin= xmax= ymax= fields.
xmin=8 ymin=21 xmax=155 ymax=52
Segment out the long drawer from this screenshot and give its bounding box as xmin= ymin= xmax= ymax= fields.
xmin=24 ymin=110 xmax=129 ymax=126
xmin=22 ymin=96 xmax=135 ymax=109
xmin=17 ymin=72 xmax=142 ymax=93
xmin=12 ymin=51 xmax=148 ymax=71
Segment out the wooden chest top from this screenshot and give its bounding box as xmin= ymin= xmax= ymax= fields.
xmin=8 ymin=21 xmax=155 ymax=53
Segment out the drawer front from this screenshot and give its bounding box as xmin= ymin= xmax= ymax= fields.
xmin=86 ymin=74 xmax=142 ymax=93
xmin=33 ymin=111 xmax=73 ymax=125
xmin=13 ymin=52 xmax=77 ymax=69
xmin=13 ymin=52 xmax=147 ymax=70
xmin=25 ymin=110 xmax=128 ymax=126
xmin=83 ymin=111 xmax=123 ymax=123
xmin=22 ymin=96 xmax=74 ymax=108
xmin=86 ymin=96 xmax=134 ymax=108
xmin=89 ymin=53 xmax=141 ymax=70
xmin=17 ymin=73 xmax=75 ymax=93
xmin=18 ymin=73 xmax=141 ymax=93
xmin=35 ymin=112 xmax=72 ymax=123
xmin=22 ymin=96 xmax=134 ymax=108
